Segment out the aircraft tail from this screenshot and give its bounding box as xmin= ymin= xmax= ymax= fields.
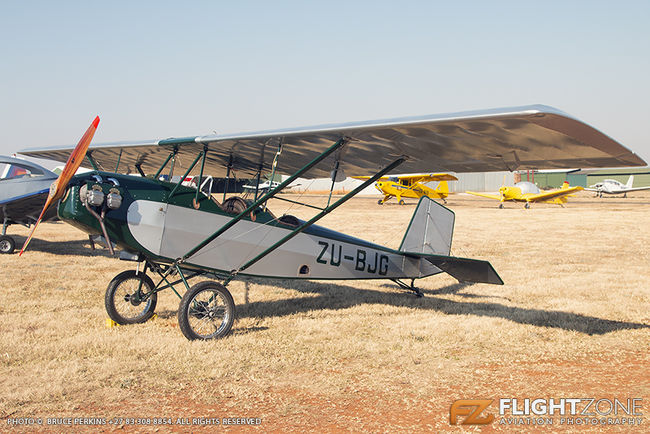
xmin=626 ymin=175 xmax=634 ymax=188
xmin=398 ymin=197 xmax=503 ymax=284
xmin=435 ymin=180 xmax=449 ymax=196
xmin=561 ymin=181 xmax=570 ymax=189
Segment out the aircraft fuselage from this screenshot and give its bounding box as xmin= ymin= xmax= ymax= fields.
xmin=58 ymin=172 xmax=439 ymax=280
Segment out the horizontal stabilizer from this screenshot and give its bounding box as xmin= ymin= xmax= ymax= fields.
xmin=413 ymin=253 xmax=504 ymax=285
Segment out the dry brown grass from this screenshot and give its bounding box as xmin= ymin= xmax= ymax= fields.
xmin=0 ymin=191 xmax=648 ymax=432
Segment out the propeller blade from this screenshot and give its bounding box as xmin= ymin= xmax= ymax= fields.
xmin=19 ymin=116 xmax=100 ymax=255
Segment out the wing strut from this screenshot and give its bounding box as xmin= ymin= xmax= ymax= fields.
xmin=154 ymin=147 xmax=179 ymax=179
xmin=178 ymin=137 xmax=349 ymax=263
xmin=225 ymin=156 xmax=406 ymax=283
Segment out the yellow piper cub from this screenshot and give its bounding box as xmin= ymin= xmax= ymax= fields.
xmin=353 ymin=173 xmax=458 ymax=205
xmin=466 ymin=181 xmax=583 ymax=208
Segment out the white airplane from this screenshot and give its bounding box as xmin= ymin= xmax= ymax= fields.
xmin=585 ymin=175 xmax=650 ymax=197
xmin=243 ymin=180 xmax=300 ymax=194
xmin=243 ymin=180 xmax=281 ymax=191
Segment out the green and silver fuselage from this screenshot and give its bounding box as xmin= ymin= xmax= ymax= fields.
xmin=59 ymin=172 xmax=440 ymax=280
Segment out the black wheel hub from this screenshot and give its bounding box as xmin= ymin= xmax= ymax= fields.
xmin=124 ymin=292 xmax=143 ymax=306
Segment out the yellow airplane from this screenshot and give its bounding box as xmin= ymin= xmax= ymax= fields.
xmin=353 ymin=173 xmax=458 ymax=205
xmin=466 ymin=181 xmax=583 ymax=208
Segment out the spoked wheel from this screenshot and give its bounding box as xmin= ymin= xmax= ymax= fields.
xmin=0 ymin=235 xmax=16 ymax=254
xmin=105 ymin=270 xmax=157 ymax=325
xmin=178 ymin=281 xmax=235 ymax=340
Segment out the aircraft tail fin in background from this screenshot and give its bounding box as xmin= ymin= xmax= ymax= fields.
xmin=561 ymin=181 xmax=570 ymax=189
xmin=435 ymin=180 xmax=449 ymax=196
xmin=626 ymin=175 xmax=634 ymax=188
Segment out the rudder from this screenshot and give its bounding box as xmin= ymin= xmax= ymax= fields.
xmin=399 ymin=196 xmax=454 ymax=256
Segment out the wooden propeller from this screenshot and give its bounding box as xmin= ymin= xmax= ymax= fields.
xmin=19 ymin=116 xmax=100 ymax=255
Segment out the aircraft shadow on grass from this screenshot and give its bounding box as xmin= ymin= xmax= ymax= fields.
xmin=224 ymin=279 xmax=648 ymax=336
xmin=7 ymin=231 xmax=110 ymax=257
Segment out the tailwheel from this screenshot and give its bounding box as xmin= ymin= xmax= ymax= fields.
xmin=178 ymin=281 xmax=235 ymax=340
xmin=0 ymin=235 xmax=15 ymax=254
xmin=105 ymin=270 xmax=157 ymax=325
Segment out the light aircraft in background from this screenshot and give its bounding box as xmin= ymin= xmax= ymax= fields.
xmin=352 ymin=173 xmax=457 ymax=204
xmin=243 ymin=179 xmax=300 ymax=195
xmin=466 ymin=181 xmax=583 ymax=208
xmin=17 ymin=105 xmax=646 ymax=340
xmin=584 ymin=175 xmax=650 ymax=197
xmin=0 ymin=156 xmax=59 ymax=254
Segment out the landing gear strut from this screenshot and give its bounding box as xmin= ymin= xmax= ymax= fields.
xmin=392 ymin=279 xmax=423 ymax=297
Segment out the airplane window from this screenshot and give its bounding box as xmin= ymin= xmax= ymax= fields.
xmin=0 ymin=164 xmax=35 ymax=180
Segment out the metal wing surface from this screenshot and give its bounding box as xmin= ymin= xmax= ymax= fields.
xmin=19 ymin=105 xmax=646 ymax=179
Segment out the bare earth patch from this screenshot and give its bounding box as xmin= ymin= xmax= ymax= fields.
xmin=1 ymin=191 xmax=648 ymax=432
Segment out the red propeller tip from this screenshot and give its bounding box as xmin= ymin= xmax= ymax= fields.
xmin=92 ymin=116 xmax=100 ymax=128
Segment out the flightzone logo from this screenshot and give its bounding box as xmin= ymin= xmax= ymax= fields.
xmin=450 ymin=398 xmax=643 ymax=427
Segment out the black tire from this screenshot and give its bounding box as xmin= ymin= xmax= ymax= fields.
xmin=178 ymin=281 xmax=235 ymax=340
xmin=105 ymin=270 xmax=157 ymax=325
xmin=377 ymin=199 xmax=383 ymax=205
xmin=524 ymin=202 xmax=530 ymax=209
xmin=399 ymin=199 xmax=405 ymax=205
xmin=0 ymin=235 xmax=15 ymax=254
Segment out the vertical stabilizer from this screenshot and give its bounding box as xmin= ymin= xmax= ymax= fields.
xmin=626 ymin=175 xmax=634 ymax=188
xmin=435 ymin=180 xmax=449 ymax=195
xmin=399 ymin=196 xmax=454 ymax=255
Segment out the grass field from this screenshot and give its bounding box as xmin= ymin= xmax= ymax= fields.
xmin=1 ymin=191 xmax=648 ymax=432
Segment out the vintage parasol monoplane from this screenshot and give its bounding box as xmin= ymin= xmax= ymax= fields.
xmin=18 ymin=105 xmax=646 ymax=340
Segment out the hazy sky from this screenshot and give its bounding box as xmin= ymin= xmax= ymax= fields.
xmin=1 ymin=0 xmax=649 ymax=166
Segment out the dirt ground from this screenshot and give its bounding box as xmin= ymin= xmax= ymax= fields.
xmin=0 ymin=190 xmax=648 ymax=433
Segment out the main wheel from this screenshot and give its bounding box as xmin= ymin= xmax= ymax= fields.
xmin=0 ymin=235 xmax=15 ymax=254
xmin=398 ymin=199 xmax=405 ymax=205
xmin=524 ymin=202 xmax=530 ymax=209
xmin=105 ymin=270 xmax=157 ymax=325
xmin=222 ymin=196 xmax=248 ymax=214
xmin=377 ymin=199 xmax=383 ymax=205
xmin=178 ymin=281 xmax=235 ymax=340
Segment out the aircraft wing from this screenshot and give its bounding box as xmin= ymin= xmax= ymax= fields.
xmin=18 ymin=105 xmax=646 ymax=179
xmin=619 ymin=186 xmax=650 ymax=193
xmin=528 ymin=186 xmax=584 ymax=202
xmin=414 ymin=173 xmax=458 ymax=182
xmin=351 ymin=173 xmax=457 ymax=182
xmin=351 ymin=176 xmax=389 ymax=181
xmin=465 ymin=191 xmax=503 ymax=200
xmin=0 ymin=190 xmax=58 ymax=225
